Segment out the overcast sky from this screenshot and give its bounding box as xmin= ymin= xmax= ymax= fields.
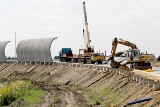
xmin=0 ymin=0 xmax=160 ymax=58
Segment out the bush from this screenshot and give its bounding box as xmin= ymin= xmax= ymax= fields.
xmin=0 ymin=80 xmax=30 ymax=106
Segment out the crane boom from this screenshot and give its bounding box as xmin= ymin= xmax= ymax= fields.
xmin=78 ymin=2 xmax=105 ymax=64
xmin=83 ymin=1 xmax=91 ymax=50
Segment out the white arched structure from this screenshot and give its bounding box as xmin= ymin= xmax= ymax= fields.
xmin=0 ymin=41 xmax=10 ymax=62
xmin=16 ymin=37 xmax=57 ymax=63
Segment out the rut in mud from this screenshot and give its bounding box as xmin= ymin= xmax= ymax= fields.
xmin=33 ymin=81 xmax=88 ymax=107
xmin=41 ymin=92 xmax=51 ymax=107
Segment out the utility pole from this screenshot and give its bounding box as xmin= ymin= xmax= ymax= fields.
xmin=15 ymin=31 xmax=17 ymax=58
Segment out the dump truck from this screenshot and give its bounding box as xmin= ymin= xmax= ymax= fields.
xmin=59 ymin=48 xmax=73 ymax=62
xmin=59 ymin=48 xmax=79 ymax=63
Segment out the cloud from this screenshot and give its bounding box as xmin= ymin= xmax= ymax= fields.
xmin=115 ymin=0 xmax=160 ymax=25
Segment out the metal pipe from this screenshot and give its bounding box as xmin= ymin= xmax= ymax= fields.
xmin=126 ymin=97 xmax=152 ymax=106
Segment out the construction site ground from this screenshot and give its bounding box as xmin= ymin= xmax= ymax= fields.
xmin=0 ymin=62 xmax=159 ymax=107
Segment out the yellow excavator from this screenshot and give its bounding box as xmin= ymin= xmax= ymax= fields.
xmin=108 ymin=37 xmax=155 ymax=70
xmin=78 ymin=2 xmax=105 ymax=64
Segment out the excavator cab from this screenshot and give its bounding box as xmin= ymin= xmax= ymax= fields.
xmin=125 ymin=49 xmax=140 ymax=61
xmin=125 ymin=49 xmax=155 ymax=62
xmin=125 ymin=49 xmax=155 ymax=70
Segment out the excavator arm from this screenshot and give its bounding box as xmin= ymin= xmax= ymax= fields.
xmin=117 ymin=38 xmax=137 ymax=49
xmin=110 ymin=38 xmax=121 ymax=68
xmin=109 ymin=37 xmax=138 ymax=68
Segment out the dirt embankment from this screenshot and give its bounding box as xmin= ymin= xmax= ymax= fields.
xmin=0 ymin=63 xmax=159 ymax=106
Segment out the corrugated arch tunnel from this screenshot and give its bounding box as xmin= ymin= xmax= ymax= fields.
xmin=16 ymin=37 xmax=57 ymax=64
xmin=0 ymin=41 xmax=10 ymax=62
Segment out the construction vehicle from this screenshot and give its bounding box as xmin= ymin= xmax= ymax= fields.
xmin=109 ymin=37 xmax=155 ymax=70
xmin=59 ymin=48 xmax=79 ymax=63
xmin=78 ymin=2 xmax=105 ymax=64
xmin=59 ymin=48 xmax=73 ymax=62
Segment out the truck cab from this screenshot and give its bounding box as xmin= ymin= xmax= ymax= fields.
xmin=59 ymin=48 xmax=73 ymax=62
xmin=90 ymin=53 xmax=105 ymax=64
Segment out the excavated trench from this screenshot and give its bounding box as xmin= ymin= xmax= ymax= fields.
xmin=0 ymin=62 xmax=159 ymax=107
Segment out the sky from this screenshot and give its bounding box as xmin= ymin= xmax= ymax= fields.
xmin=0 ymin=0 xmax=160 ymax=58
